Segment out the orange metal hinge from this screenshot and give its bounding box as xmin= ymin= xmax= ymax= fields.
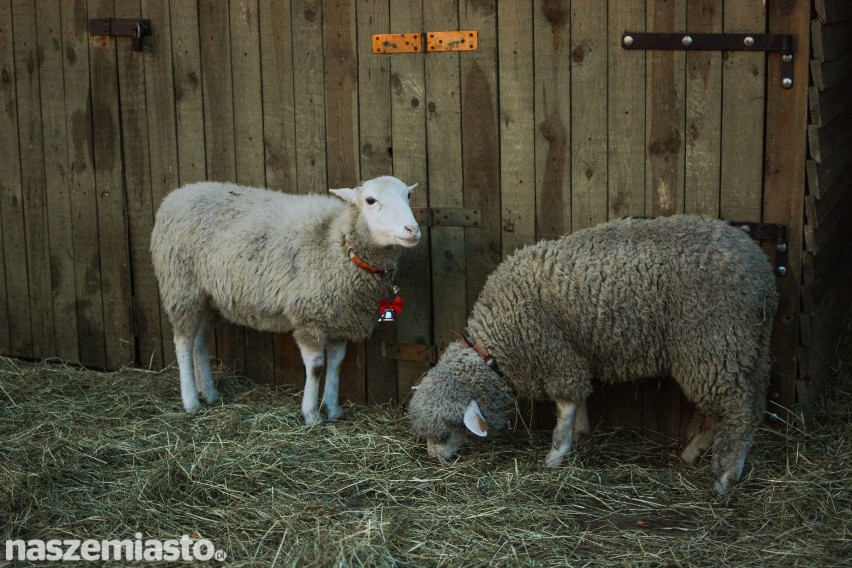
xmin=372 ymin=30 xmax=478 ymax=54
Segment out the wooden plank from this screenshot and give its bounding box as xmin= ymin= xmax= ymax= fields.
xmin=764 ymin=0 xmax=810 ymax=417
xmin=720 ymin=0 xmax=765 ymax=222
xmin=358 ymin=0 xmax=398 ymax=404
xmin=807 ymin=104 xmax=852 ymax=164
xmin=61 ymin=0 xmax=106 ymax=368
xmin=646 ymin=0 xmax=686 ymax=218
xmin=36 ymin=0 xmax=80 ymax=362
xmin=460 ymin=0 xmax=500 ymax=315
xmin=808 ymin=75 xmax=852 ymax=127
xmin=13 ymin=0 xmax=54 ymax=359
xmin=570 ymin=0 xmax=608 ymax=231
xmin=0 ymin=0 xmax=30 ymax=356
xmin=140 ymin=0 xmax=178 ymax=368
xmin=684 ymin=0 xmax=722 ymax=218
xmin=805 ymin=161 xmax=851 ymax=230
xmin=811 ymin=18 xmax=852 ymax=63
xmin=323 ymin=0 xmax=364 ymax=404
xmin=806 ymin=158 xmax=844 ymax=201
xmin=292 ymin=0 xmax=327 ymax=194
xmin=810 ymin=51 xmax=852 ymax=91
xmin=425 ymin=0 xmax=467 ymax=361
xmin=815 ymin=0 xmax=852 ymax=24
xmin=389 ymin=0 xmax=430 ymax=398
xmin=172 ymin=1 xmax=206 ymax=187
xmin=115 ymin=0 xmax=162 ymax=369
xmin=498 ymin=1 xmax=535 ymax=253
xmin=607 ymin=0 xmax=645 ymax=221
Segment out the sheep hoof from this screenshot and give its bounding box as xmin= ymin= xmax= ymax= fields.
xmin=203 ymin=388 xmax=221 ymax=405
xmin=543 ymin=450 xmax=565 ymax=468
xmin=680 ymin=448 xmax=700 ymax=465
xmin=183 ymin=400 xmax=201 ymax=414
xmin=303 ymin=411 xmax=323 ymax=427
xmin=325 ymin=406 xmax=344 ymax=422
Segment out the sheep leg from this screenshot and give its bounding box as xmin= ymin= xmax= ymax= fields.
xmin=573 ymin=400 xmax=591 ymax=441
xmin=175 ymin=334 xmax=201 ymax=413
xmin=711 ymin=412 xmax=757 ymax=495
xmin=322 ymin=340 xmax=347 ymax=422
xmin=295 ymin=333 xmax=326 ymax=426
xmin=544 ymin=401 xmax=577 ymax=467
xmin=192 ymin=314 xmax=219 ymax=405
xmin=681 ymin=412 xmax=716 ymax=465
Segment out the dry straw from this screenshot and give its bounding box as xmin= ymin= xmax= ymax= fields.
xmin=1 ymin=327 xmax=849 ymax=566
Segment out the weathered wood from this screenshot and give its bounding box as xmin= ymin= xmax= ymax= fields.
xmin=805 ymin=162 xmax=850 ymax=231
xmin=571 ymin=0 xmax=608 ymax=231
xmin=811 ymin=18 xmax=852 ymax=63
xmin=0 ymin=0 xmax=29 ymax=356
xmin=292 ymin=0 xmax=327 ymax=194
xmin=807 ymin=105 xmax=852 ymax=165
xmin=535 ymin=0 xmax=570 ymax=236
xmin=88 ymin=0 xmax=135 ymax=369
xmin=498 ymin=1 xmax=535 ymax=254
xmin=323 ymin=0 xmax=365 ymax=404
xmin=765 ymin=0 xmax=810 ymax=418
xmin=13 ymin=0 xmax=54 ymax=359
xmin=390 ymin=0 xmax=430 ymax=398
xmin=425 ymin=0 xmax=467 ymax=356
xmin=720 ymin=0 xmax=765 ymax=222
xmin=608 ymin=0 xmax=645 ymax=222
xmin=172 ymin=1 xmax=206 ymax=187
xmin=815 ymin=0 xmax=852 ymax=24
xmin=808 ymin=75 xmax=852 ymax=128
xmin=810 ymin=51 xmax=852 ymax=91
xmin=684 ymin=0 xmax=722 ymax=218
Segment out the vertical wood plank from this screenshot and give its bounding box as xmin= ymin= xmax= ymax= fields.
xmin=498 ymin=2 xmax=535 ymax=254
xmin=570 ymin=0 xmax=608 ymax=231
xmin=141 ymin=0 xmax=179 ymax=368
xmin=62 ymin=0 xmax=106 ymax=368
xmin=12 ymin=0 xmax=54 ymax=359
xmin=764 ymin=0 xmax=810 ymax=418
xmin=0 ymin=0 xmax=31 ymax=356
xmin=172 ymin=0 xmax=206 ymax=187
xmin=608 ymin=0 xmax=646 ymax=222
xmin=292 ymin=0 xmax=327 ymax=194
xmin=115 ymin=0 xmax=162 ymax=369
xmin=389 ymin=0 xmax=430 ymax=397
xmin=324 ymin=0 xmax=365 ymax=404
xmin=534 ymin=0 xmax=571 ymax=239
xmin=720 ymin=0 xmax=766 ymax=222
xmin=37 ymin=0 xmax=80 ymax=363
xmin=684 ymin=0 xmax=722 ymax=217
xmin=357 ymin=0 xmax=398 ymax=404
xmin=425 ymin=0 xmax=467 ymax=356
xmin=460 ymin=0 xmax=500 ymax=314
xmin=199 ymin=0 xmax=246 ymax=375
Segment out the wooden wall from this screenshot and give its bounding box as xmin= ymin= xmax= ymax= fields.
xmin=0 ymin=0 xmax=818 ymax=436
xmin=800 ymin=0 xmax=852 ymax=412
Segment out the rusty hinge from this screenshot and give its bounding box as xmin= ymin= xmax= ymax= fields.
xmin=372 ymin=31 xmax=478 ymax=54
xmin=412 ymin=207 xmax=481 ymax=227
xmin=622 ymin=32 xmax=794 ymax=89
xmin=89 ymin=18 xmax=152 ymax=52
xmin=381 ymin=341 xmax=437 ymax=364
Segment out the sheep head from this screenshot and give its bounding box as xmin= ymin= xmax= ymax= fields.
xmin=330 ymin=176 xmax=420 ymax=248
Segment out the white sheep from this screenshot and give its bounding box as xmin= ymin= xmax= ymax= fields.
xmin=408 ymin=215 xmax=778 ymax=495
xmin=150 ymin=176 xmax=420 ymax=424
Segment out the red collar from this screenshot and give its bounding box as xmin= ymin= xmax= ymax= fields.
xmin=345 ymin=241 xmax=389 ymax=275
xmin=451 ymin=330 xmax=503 ymax=377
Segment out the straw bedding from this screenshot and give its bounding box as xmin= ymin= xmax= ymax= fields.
xmin=1 ymin=328 xmax=849 ymax=566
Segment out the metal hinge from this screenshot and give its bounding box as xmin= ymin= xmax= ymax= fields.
xmin=372 ymin=31 xmax=478 ymax=54
xmin=622 ymin=32 xmax=794 ymax=89
xmin=412 ymin=207 xmax=481 ymax=227
xmin=89 ymin=18 xmax=152 ymax=52
xmin=729 ymin=221 xmax=788 ymax=277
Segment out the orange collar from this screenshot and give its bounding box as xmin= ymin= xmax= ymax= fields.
xmin=345 ymin=241 xmax=389 ymax=275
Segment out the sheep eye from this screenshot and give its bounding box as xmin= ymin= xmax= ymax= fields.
xmin=365 ymin=197 xmax=377 ymax=205
xmin=407 ymin=192 xmax=411 ymax=200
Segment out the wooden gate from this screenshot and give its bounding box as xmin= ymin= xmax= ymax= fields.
xmin=0 ymin=0 xmax=811 ymax=437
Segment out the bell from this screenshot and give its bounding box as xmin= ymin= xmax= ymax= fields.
xmin=378 ymin=308 xmax=395 ymax=323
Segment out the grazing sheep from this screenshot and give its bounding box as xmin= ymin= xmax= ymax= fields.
xmin=151 ymin=176 xmax=420 ymax=424
xmin=408 ymin=215 xmax=778 ymax=495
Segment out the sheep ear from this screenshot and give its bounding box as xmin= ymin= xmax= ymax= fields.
xmin=407 ymin=183 xmax=418 ymax=193
xmin=463 ymin=400 xmax=488 ymax=437
xmin=329 ymin=187 xmax=357 ymax=204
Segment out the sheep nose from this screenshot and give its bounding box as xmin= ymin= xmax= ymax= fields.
xmin=405 ymin=225 xmax=421 ymax=240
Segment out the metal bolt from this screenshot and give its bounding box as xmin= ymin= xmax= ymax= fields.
xmin=781 ymin=77 xmax=793 ymax=89
xmin=682 ymin=35 xmax=693 ymax=47
xmin=744 ymin=36 xmax=755 ymax=47
xmin=776 ymin=265 xmax=787 ymax=277
xmin=776 ymin=242 xmax=787 ymax=253
xmin=739 ymin=225 xmax=751 ymax=233
xmin=623 ymin=35 xmax=634 ymax=47
xmin=782 ymin=53 xmax=793 ymax=63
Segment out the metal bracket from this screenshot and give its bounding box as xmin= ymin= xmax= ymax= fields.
xmin=372 ymin=31 xmax=478 ymax=54
xmin=729 ymin=221 xmax=788 ymax=277
xmin=89 ymin=18 xmax=152 ymax=52
xmin=381 ymin=341 xmax=437 ymax=364
xmin=412 ymin=207 xmax=481 ymax=227
xmin=622 ymin=32 xmax=794 ymax=89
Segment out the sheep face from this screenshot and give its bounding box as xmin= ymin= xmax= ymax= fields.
xmin=329 ymin=176 xmax=420 ymax=248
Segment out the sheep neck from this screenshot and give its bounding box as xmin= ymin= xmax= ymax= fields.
xmin=340 ymin=213 xmax=403 ymax=276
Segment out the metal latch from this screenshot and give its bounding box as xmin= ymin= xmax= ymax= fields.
xmin=372 ymin=31 xmax=478 ymax=54
xmin=89 ymin=18 xmax=152 ymax=52
xmin=622 ymin=32 xmax=794 ymax=89
xmin=412 ymin=207 xmax=481 ymax=227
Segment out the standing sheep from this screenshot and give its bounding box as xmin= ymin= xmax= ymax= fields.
xmin=151 ymin=176 xmax=420 ymax=424
xmin=408 ymin=215 xmax=778 ymax=495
